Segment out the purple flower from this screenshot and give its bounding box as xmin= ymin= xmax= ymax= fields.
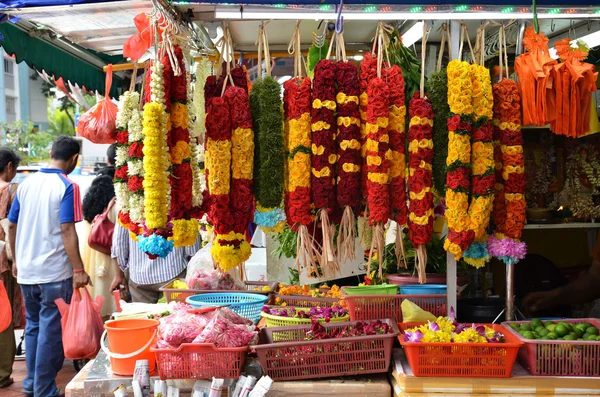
xmin=455 ymin=324 xmax=466 ymax=334
xmin=428 ymin=321 xmax=440 ymax=332
xmin=475 ymin=325 xmax=486 ymax=337
xmin=403 ymin=330 xmax=424 ymax=342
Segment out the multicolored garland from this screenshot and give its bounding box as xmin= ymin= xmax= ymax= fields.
xmin=139 ymin=58 xmax=174 ymax=259
xmin=311 ymin=59 xmax=338 ymax=275
xmin=488 ymin=79 xmax=527 ymax=265
xmin=168 ymin=47 xmax=198 ymax=248
xmin=359 ymin=53 xmax=378 ymax=203
xmin=444 ymin=60 xmax=474 ymax=260
xmin=283 ymin=76 xmax=316 ymax=271
xmin=407 ymin=92 xmax=435 ymax=282
xmin=335 ymin=61 xmax=362 ymax=263
xmin=463 ymin=64 xmax=495 ymax=268
xmin=126 ymin=93 xmax=144 ymax=236
xmin=365 ymin=76 xmax=391 ymax=278
xmin=114 ymin=92 xmax=135 ymax=229
xmin=386 ymin=65 xmax=408 ymax=266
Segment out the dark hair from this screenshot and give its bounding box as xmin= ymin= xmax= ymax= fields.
xmin=0 ymin=148 xmax=21 ymax=173
xmin=107 ymin=143 xmax=117 ymax=166
xmin=82 ymin=175 xmax=115 ymax=223
xmin=51 ymin=136 xmax=81 ymax=161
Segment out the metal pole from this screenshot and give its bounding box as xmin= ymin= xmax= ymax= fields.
xmin=505 ymin=20 xmax=526 ymax=321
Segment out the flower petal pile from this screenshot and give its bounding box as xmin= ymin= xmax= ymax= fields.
xmin=403 ymin=316 xmax=504 ymax=344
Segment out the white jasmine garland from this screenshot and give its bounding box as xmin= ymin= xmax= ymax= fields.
xmin=115 ymin=146 xmax=128 ymax=168
xmin=127 ymin=158 xmax=145 ymax=177
xmin=192 ymin=58 xmax=211 ymax=138
xmin=125 ymin=92 xmax=144 ymax=227
xmin=114 ymin=183 xmax=130 ymax=212
xmin=129 ymin=193 xmax=145 ymax=224
xmin=129 ymin=110 xmax=144 ymax=143
xmin=114 ymin=91 xmax=139 ymax=219
xmin=190 ymin=137 xmax=203 ymax=207
xmin=150 ymin=62 xmax=166 ymax=107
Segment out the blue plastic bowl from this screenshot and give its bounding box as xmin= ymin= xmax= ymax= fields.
xmin=186 ymin=293 xmax=269 ymax=324
xmin=399 ymin=284 xmax=447 ymax=295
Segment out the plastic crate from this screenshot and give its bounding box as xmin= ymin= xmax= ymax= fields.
xmin=186 ymin=293 xmax=269 ymax=324
xmin=273 ymin=293 xmax=342 ymax=308
xmin=398 ymin=322 xmax=523 ymax=378
xmin=260 ymin=307 xmax=350 ymax=328
xmin=341 ymin=288 xmax=446 ymax=322
xmin=151 ymin=343 xmax=247 ymax=380
xmin=251 ymin=319 xmax=399 ymax=381
xmin=160 ymin=280 xmax=277 ymax=304
xmin=502 ymin=318 xmax=600 ymax=377
xmin=343 ymin=284 xmax=398 ymax=296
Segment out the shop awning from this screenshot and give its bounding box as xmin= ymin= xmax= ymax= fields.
xmin=0 ymin=21 xmax=122 ymax=96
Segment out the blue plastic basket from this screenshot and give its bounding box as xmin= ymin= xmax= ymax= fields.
xmin=399 ymin=284 xmax=447 ymax=295
xmin=186 ymin=293 xmax=269 ymax=324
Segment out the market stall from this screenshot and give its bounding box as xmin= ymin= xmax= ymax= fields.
xmin=2 ymin=0 xmax=600 ymax=396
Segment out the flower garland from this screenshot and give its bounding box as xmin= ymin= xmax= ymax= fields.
xmin=168 ymin=47 xmax=198 ymax=248
xmin=210 ymin=86 xmax=255 ymax=270
xmin=488 ymin=78 xmax=527 ymax=265
xmin=126 ymin=93 xmax=144 ymax=235
xmin=463 ymin=64 xmax=495 ymax=268
xmin=335 ymin=61 xmax=362 ymax=263
xmin=251 ymin=77 xmax=286 ymax=233
xmin=426 ymin=70 xmax=450 ymax=197
xmin=444 ymin=60 xmax=475 ymax=260
xmin=192 ymin=57 xmax=211 ymax=139
xmin=114 ymin=92 xmax=136 ymax=229
xmin=365 ymin=76 xmax=391 ymax=278
xmin=359 ymin=53 xmax=378 ymax=202
xmin=559 ymin=147 xmax=600 ymax=219
xmin=139 ymin=59 xmax=174 ymax=259
xmin=311 ymin=59 xmax=338 ymax=274
xmin=187 ymin=67 xmax=204 ymax=211
xmin=407 ymin=92 xmax=435 ymax=281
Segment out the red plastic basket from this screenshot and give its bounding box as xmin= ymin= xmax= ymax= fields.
xmin=160 ymin=281 xmax=278 ymax=304
xmin=273 ymin=293 xmax=342 ymax=308
xmin=398 ymin=322 xmax=523 ymax=378
xmin=341 ymin=288 xmax=446 ymax=322
xmin=251 ymin=319 xmax=399 ymax=381
xmin=151 ymin=343 xmax=248 ymax=380
xmin=502 ymin=318 xmax=600 ymax=377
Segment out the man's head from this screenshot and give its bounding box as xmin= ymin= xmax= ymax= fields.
xmin=50 ymin=136 xmax=81 ymax=174
xmin=107 ymin=143 xmax=117 ymax=167
xmin=0 ymin=147 xmax=21 ymax=182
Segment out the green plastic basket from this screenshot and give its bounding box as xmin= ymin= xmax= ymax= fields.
xmin=343 ymin=284 xmax=399 ymax=296
xmin=260 ymin=307 xmax=350 ymax=328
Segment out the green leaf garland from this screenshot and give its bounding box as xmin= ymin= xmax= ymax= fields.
xmin=426 ymin=69 xmax=450 ymax=197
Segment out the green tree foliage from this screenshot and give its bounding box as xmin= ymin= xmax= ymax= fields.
xmin=1 ymin=120 xmax=54 ymax=164
xmin=48 ymin=108 xmax=75 ymax=136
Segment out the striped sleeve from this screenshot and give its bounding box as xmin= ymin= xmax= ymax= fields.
xmin=59 ymin=183 xmax=83 ymax=223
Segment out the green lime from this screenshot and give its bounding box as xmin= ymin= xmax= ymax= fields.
xmin=547 ymin=332 xmax=558 ymax=340
xmin=537 ymin=329 xmax=549 ymax=337
xmin=580 ymin=322 xmax=592 ymax=329
xmin=564 ymin=334 xmax=577 ymax=341
xmin=522 ymin=331 xmax=535 ymax=339
xmin=544 ymin=321 xmax=555 ymax=327
xmin=574 ymin=329 xmax=584 ymax=338
xmin=531 ymin=318 xmax=543 ymax=328
xmin=535 ymin=326 xmax=546 ymax=334
xmin=587 ymin=334 xmax=598 ymax=341
xmin=520 ymin=324 xmax=533 ymax=332
xmin=546 ymin=324 xmax=556 ymax=332
xmin=586 ymin=327 xmax=599 ymax=336
xmin=555 ymin=325 xmax=569 ymax=337
xmin=558 ymin=322 xmax=572 ymax=331
xmin=510 ymin=323 xmax=519 ymax=330
xmin=576 ymin=324 xmax=589 ymax=333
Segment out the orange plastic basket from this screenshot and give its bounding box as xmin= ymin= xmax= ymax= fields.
xmin=342 ymin=288 xmax=446 ymax=323
xmin=160 ymin=281 xmax=277 ymax=304
xmin=398 ymin=322 xmax=523 ymax=378
xmin=151 ymin=343 xmax=247 ymax=380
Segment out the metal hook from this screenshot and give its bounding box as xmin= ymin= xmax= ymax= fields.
xmin=335 ymin=0 xmax=344 ymax=34
xmin=550 ymin=19 xmax=555 ymax=32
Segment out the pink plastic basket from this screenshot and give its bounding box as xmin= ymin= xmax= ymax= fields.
xmin=502 ymin=318 xmax=600 ymax=377
xmin=251 ymin=319 xmax=399 ymax=381
xmin=151 ymin=343 xmax=247 ymax=380
xmin=341 ymin=287 xmax=446 ymax=322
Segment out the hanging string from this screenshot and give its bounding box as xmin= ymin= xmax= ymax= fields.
xmin=498 ymin=25 xmax=504 ymax=81
xmin=436 ymin=24 xmax=448 ymax=73
xmin=532 ymin=0 xmax=540 ymax=34
xmin=129 ymin=62 xmax=138 ymax=92
xmin=419 ymin=21 xmax=429 ymax=98
xmin=288 ymin=21 xmax=302 ymax=78
xmin=256 ymin=23 xmax=264 ymax=80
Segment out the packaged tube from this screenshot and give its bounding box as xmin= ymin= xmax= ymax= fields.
xmin=167 ymin=385 xmax=180 ymax=397
xmin=131 ymin=380 xmax=143 ymax=397
xmin=208 ymin=378 xmax=224 ymax=397
xmin=248 ymin=376 xmax=273 ymax=397
xmin=154 ymin=380 xmax=167 ymax=397
xmin=230 ymin=375 xmax=246 ymax=397
xmin=113 ymin=384 xmax=127 ymax=397
xmin=238 ymin=376 xmax=256 ymax=397
xmin=193 ymin=380 xmax=211 ymax=397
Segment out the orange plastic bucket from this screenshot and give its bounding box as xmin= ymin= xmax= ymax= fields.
xmin=101 ymin=319 xmax=159 ymax=376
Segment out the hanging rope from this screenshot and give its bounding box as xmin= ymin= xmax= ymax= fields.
xmin=288 ymin=21 xmax=303 ymax=78
xmin=436 ymin=23 xmax=451 ymax=73
xmin=420 ymin=21 xmax=429 ymax=98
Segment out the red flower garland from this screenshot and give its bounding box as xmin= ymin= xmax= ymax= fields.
xmin=407 ymin=92 xmax=435 ymax=247
xmin=359 ymin=53 xmax=378 ymax=201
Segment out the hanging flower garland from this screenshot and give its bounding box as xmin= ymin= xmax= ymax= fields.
xmin=192 ymin=57 xmax=211 ymax=139
xmin=114 ymin=92 xmax=136 ymax=229
xmin=407 ymin=92 xmax=435 ymax=281
xmin=168 ymin=46 xmax=198 ymax=248
xmin=444 ymin=60 xmax=475 ymax=260
xmin=138 ymin=58 xmax=174 ymax=259
xmin=336 ymin=60 xmax=362 ymax=263
xmin=251 ymin=77 xmax=286 ymax=233
xmin=311 ymin=59 xmax=338 ymax=275
xmin=359 ymin=53 xmax=378 ymax=202
xmin=463 ymin=64 xmax=495 ymax=268
xmin=488 ymin=78 xmax=527 ymax=265
xmin=188 ymin=68 xmax=204 ymax=211
xmin=126 ymin=93 xmax=144 ymax=236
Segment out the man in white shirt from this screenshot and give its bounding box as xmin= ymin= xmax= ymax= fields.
xmin=8 ymin=136 xmax=91 ymax=397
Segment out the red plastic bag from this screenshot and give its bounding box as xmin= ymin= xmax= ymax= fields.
xmin=0 ymin=280 xmax=11 ymax=333
xmin=56 ymin=288 xmax=104 ymax=360
xmin=78 ymin=64 xmax=118 ymax=144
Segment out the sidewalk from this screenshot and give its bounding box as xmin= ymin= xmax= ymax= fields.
xmin=0 ymin=358 xmax=77 ymax=397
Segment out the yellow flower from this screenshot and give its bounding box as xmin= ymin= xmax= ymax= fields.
xmin=311 ymin=121 xmax=331 ymax=132
xmin=288 ymin=154 xmax=311 ymax=190
xmin=368 ymin=172 xmax=389 ymax=184
xmin=501 ymin=145 xmax=523 ymax=155
xmin=169 ymin=141 xmax=191 ymax=165
xmin=312 ymin=99 xmax=336 ymax=110
xmin=409 ymin=186 xmax=431 ymax=200
xmin=409 ymin=210 xmax=433 ymax=226
xmin=364 ymin=139 xmax=379 ymax=153
xmin=312 ymin=144 xmax=325 ymax=155
xmin=342 ymin=163 xmax=360 ymax=173
xmin=172 ymin=219 xmax=199 ymax=248
xmin=446 ymin=132 xmax=471 ymax=165
xmin=312 ymin=167 xmax=331 ymax=178
xmin=408 ymin=139 xmax=434 ymax=153
xmin=170 ymin=103 xmax=189 ymax=129
xmin=336 ymin=92 xmax=359 ymax=105
xmin=206 ymin=138 xmax=232 ymax=195
xmin=328 ymin=154 xmax=337 ymax=164
xmin=339 ymin=139 xmax=361 ymax=151
xmin=505 ymin=193 xmax=524 ymax=201
xmin=212 ymin=232 xmax=251 ymax=271
xmin=376 ymin=117 xmax=389 ymax=128
xmin=359 ymin=92 xmax=368 ymax=107
xmin=337 ymin=117 xmax=360 ymax=127
xmin=366 ymin=155 xmax=382 ymax=166
xmin=231 ymin=127 xmax=254 ymax=180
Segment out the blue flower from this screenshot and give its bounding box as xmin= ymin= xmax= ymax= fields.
xmin=254 ymin=207 xmax=286 ymax=229
xmin=138 ymin=234 xmax=174 ymax=258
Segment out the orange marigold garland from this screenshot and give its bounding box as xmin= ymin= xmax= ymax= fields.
xmin=311 ymin=59 xmax=338 ymax=275
xmin=488 ymin=79 xmax=527 ymax=265
xmin=407 ymin=92 xmax=435 ymax=283
xmin=335 ymin=61 xmax=362 ymax=263
xmin=387 ymin=65 xmax=409 ymax=267
xmin=365 ymin=76 xmax=391 ymax=279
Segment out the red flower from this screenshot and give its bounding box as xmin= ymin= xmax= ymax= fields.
xmin=116 ymin=131 xmax=129 ymax=144
xmin=446 ymin=168 xmax=471 ymax=190
xmin=115 ymin=165 xmax=128 ymax=180
xmin=128 ymin=175 xmax=144 ymax=192
xmin=472 ymin=174 xmax=495 ymax=195
xmin=129 ymin=142 xmax=144 ymax=158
